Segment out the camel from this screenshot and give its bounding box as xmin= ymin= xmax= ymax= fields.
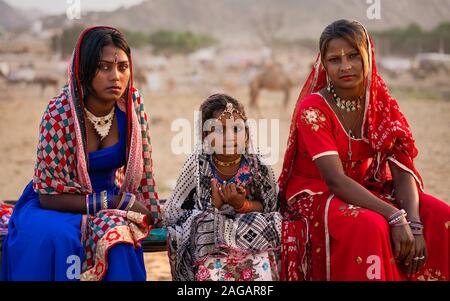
xmin=249 ymin=62 xmax=297 ymax=113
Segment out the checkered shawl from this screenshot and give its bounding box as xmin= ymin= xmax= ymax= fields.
xmin=164 ymin=152 xmax=282 ymax=281
xmin=33 ymin=86 xmax=160 ymax=220
xmin=32 ymin=26 xmax=161 ymax=279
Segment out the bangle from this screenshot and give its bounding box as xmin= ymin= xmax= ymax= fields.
xmin=235 ymin=199 xmax=252 ymax=213
xmin=124 ymin=194 xmax=136 ymax=211
xmin=92 ymin=192 xmax=97 ymax=215
xmin=388 ymin=209 xmax=407 ymax=226
xmin=408 ymin=220 xmax=424 ymax=235
xmin=117 ymin=192 xmax=136 ymax=211
xmin=107 ymin=191 xmax=115 ymax=209
xmin=117 ymin=193 xmax=127 ymax=210
xmin=391 ymin=221 xmax=410 ymax=227
xmin=101 ymin=191 xmax=108 ymax=210
xmin=85 ymin=195 xmax=90 ymax=215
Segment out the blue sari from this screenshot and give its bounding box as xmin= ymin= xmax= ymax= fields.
xmin=1 ymin=105 xmax=146 ymax=281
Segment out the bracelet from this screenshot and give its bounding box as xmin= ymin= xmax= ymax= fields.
xmin=391 ymin=221 xmax=410 ymax=227
xmin=235 ymin=199 xmax=252 ymax=213
xmin=86 ymin=191 xmax=116 ymax=215
xmin=408 ymin=220 xmax=424 ymax=235
xmin=388 ymin=209 xmax=407 ymax=226
xmin=117 ymin=192 xmax=136 ymax=211
xmin=85 ymin=195 xmax=90 ymax=215
xmin=125 ymin=194 xmax=136 ymax=211
xmin=90 ymin=192 xmax=96 ymax=215
xmin=101 ymin=191 xmax=108 ymax=210
xmin=107 ymin=191 xmax=115 ymax=209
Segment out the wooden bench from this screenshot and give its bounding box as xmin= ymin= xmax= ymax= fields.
xmin=0 ymin=199 xmax=168 ymax=255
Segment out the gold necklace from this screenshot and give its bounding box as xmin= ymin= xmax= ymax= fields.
xmin=211 ymin=160 xmax=240 ymax=177
xmin=84 ymin=106 xmax=115 ymax=141
xmin=213 ymin=155 xmax=242 ymax=167
xmin=331 ymin=95 xmax=362 ymax=160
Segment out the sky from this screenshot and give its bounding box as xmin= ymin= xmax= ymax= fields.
xmin=4 ymin=0 xmax=145 ymax=15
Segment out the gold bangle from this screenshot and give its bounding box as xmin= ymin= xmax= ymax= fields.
xmin=117 ymin=192 xmax=126 ymax=210
xmin=124 ymin=194 xmax=136 ymax=211
xmin=85 ymin=195 xmax=90 ymax=215
xmin=101 ymin=191 xmax=108 ymax=210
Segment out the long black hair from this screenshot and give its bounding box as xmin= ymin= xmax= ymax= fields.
xmin=78 ymin=27 xmax=131 ymax=98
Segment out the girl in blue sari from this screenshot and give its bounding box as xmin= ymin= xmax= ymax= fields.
xmin=1 ymin=26 xmax=161 ymax=281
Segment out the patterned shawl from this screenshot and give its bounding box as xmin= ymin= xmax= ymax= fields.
xmin=163 ymin=150 xmax=282 ymax=281
xmin=278 ymin=21 xmax=423 ymax=208
xmin=32 ymin=26 xmax=161 ymax=280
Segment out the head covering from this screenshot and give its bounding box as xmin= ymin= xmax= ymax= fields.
xmin=278 ymin=20 xmax=422 ymax=206
xmin=32 ymin=26 xmax=160 ymax=280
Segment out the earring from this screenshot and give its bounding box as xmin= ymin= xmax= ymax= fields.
xmin=326 ymin=74 xmax=331 ymax=92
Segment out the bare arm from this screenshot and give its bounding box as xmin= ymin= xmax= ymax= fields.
xmin=39 ymin=194 xmax=89 ymax=214
xmin=39 ymin=193 xmax=153 ymax=223
xmin=389 ymin=161 xmax=420 ymax=222
xmin=314 ymin=155 xmax=397 ymax=218
xmin=389 ymin=161 xmax=427 ymax=275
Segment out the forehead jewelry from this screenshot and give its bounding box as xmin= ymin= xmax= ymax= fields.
xmin=341 ymin=48 xmax=345 ymax=57
xmin=217 ymin=102 xmax=246 ymax=121
xmin=113 ymin=52 xmax=119 ymax=64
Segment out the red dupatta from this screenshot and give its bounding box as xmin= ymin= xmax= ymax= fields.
xmin=278 ymin=23 xmax=423 ymax=208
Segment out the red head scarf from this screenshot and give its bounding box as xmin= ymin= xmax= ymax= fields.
xmin=278 ymin=21 xmax=423 ymax=207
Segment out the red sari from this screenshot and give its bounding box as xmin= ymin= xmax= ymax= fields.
xmin=278 ymin=29 xmax=450 ymax=281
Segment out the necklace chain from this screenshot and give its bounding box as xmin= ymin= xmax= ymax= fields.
xmin=328 ymin=83 xmax=362 ymax=112
xmin=213 ymin=155 xmax=242 ymax=167
xmin=211 ymin=160 xmax=240 ymax=177
xmin=326 ymin=86 xmax=363 ymax=160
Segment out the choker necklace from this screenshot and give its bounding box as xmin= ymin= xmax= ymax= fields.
xmin=327 ymin=83 xmax=362 ymax=112
xmin=84 ymin=106 xmax=115 ymax=141
xmin=213 ymin=155 xmax=242 ymax=167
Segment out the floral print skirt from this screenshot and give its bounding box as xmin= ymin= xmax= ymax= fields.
xmin=195 ymin=250 xmax=279 ymax=281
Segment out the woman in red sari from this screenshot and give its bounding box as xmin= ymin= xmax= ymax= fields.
xmin=278 ymin=19 xmax=450 ymax=281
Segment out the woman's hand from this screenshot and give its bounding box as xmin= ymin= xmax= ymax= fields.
xmin=390 ymin=220 xmax=415 ymax=268
xmin=211 ymin=180 xmax=224 ymax=209
xmin=128 ymin=201 xmax=153 ymax=225
xmin=218 ymin=182 xmax=246 ymax=210
xmin=403 ymin=234 xmax=427 ymax=275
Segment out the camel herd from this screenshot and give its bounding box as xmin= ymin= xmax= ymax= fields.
xmin=0 ymin=58 xmax=301 ymax=110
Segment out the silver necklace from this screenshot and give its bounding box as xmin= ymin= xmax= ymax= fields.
xmin=328 ymin=83 xmax=362 ymax=112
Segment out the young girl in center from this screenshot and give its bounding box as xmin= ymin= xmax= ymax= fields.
xmin=164 ymin=93 xmax=281 ymax=281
